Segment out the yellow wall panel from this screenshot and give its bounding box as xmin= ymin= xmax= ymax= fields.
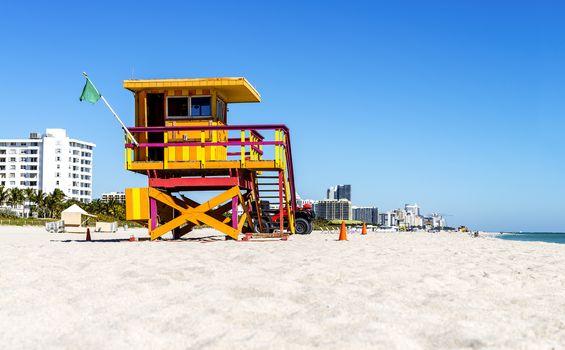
xmin=126 ymin=188 xmax=149 ymax=220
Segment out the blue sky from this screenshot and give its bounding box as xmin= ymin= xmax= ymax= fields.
xmin=0 ymin=1 xmax=563 ymax=231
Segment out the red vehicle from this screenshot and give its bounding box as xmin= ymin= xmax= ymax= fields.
xmin=252 ymin=202 xmax=315 ymax=235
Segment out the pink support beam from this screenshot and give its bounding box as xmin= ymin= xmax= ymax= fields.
xmin=279 ymin=171 xmax=284 ymax=234
xmin=232 ymin=196 xmax=238 ymax=229
xmin=150 ymin=198 xmax=157 ymax=230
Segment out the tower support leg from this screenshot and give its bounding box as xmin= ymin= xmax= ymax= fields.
xmin=128 ymin=186 xmax=254 ymax=241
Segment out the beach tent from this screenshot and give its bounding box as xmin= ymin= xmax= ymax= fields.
xmin=61 ymin=204 xmax=96 ymax=233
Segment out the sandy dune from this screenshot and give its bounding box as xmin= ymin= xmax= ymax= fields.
xmin=0 ymin=226 xmax=564 ymax=349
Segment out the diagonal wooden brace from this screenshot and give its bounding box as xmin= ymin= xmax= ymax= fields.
xmin=147 ymin=186 xmax=251 ymax=241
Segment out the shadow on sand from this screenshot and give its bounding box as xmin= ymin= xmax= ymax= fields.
xmin=51 ymin=235 xmax=228 ymax=243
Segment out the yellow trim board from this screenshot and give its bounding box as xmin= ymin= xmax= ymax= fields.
xmin=123 ymin=77 xmax=261 ymax=103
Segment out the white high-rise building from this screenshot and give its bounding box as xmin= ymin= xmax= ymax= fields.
xmin=0 ymin=129 xmax=95 ymax=203
xmin=314 ymin=199 xmax=352 ymax=220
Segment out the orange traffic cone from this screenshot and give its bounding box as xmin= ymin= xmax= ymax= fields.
xmin=338 ymin=221 xmax=347 ymax=241
xmin=86 ymin=228 xmax=91 ymax=242
xmin=362 ymin=223 xmax=367 ymax=235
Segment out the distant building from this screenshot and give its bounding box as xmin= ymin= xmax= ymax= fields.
xmin=327 ymin=186 xmax=337 ymax=200
xmin=408 ymin=213 xmax=423 ymax=227
xmin=378 ymin=211 xmax=397 ymax=227
xmin=314 ymin=199 xmax=352 ymax=220
xmin=430 ymin=213 xmax=447 ymax=228
xmin=101 ymin=192 xmax=125 ymax=203
xmin=405 ymin=203 xmax=420 ymax=216
xmin=394 ymin=209 xmax=406 ymax=226
xmin=379 ymin=205 xmax=447 ymax=229
xmin=378 ymin=213 xmax=388 ymax=226
xmin=326 ymin=184 xmax=351 ymax=201
xmin=352 ymin=206 xmax=379 ymax=224
xmin=337 ymin=184 xmax=351 ymax=201
xmin=0 ymin=129 xmax=95 ymax=203
xmin=423 ymin=216 xmax=434 ymax=228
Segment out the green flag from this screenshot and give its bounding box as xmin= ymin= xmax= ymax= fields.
xmin=79 ymin=77 xmax=101 ymax=104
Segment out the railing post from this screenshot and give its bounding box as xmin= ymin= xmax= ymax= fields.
xmin=128 ymin=146 xmax=132 ymax=169
xmin=124 ymin=134 xmax=128 ymax=169
xmin=163 ymin=131 xmax=169 ymax=169
xmin=252 ymin=133 xmax=257 ymax=160
xmin=211 ymin=130 xmax=217 ymax=161
xmin=281 ymin=132 xmax=285 ymax=169
xmin=240 ymin=130 xmax=246 ymax=167
xmin=280 ymin=130 xmax=284 ymax=168
xmin=282 ymin=137 xmax=287 ymax=170
xmin=275 ymin=130 xmax=279 ymax=167
xmin=200 ymin=130 xmax=206 ymax=167
xmin=250 ymin=133 xmax=254 ymax=161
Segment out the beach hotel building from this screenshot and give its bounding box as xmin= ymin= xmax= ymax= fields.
xmin=317 ymin=184 xmax=353 ymax=220
xmin=352 ymin=206 xmax=379 ymax=224
xmin=314 ymin=199 xmax=352 ymax=220
xmin=0 ymin=129 xmax=95 ymax=206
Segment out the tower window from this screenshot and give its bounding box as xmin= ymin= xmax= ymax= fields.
xmin=166 ymin=96 xmax=211 ymax=118
xmin=167 ymin=97 xmax=189 ymax=117
xmin=191 ymin=97 xmax=211 ymax=116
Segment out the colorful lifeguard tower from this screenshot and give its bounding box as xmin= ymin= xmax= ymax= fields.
xmin=122 ymin=77 xmax=307 ymax=240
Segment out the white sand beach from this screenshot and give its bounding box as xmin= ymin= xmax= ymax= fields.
xmin=0 ymin=226 xmax=564 ymax=349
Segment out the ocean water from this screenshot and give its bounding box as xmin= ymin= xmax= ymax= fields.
xmin=497 ymin=232 xmax=565 ymax=244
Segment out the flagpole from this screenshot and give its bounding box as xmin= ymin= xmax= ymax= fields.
xmin=99 ymin=95 xmax=139 ymax=146
xmin=82 ymin=72 xmax=139 ymax=147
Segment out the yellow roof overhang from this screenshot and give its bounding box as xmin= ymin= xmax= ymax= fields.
xmin=123 ymin=77 xmax=261 ymax=103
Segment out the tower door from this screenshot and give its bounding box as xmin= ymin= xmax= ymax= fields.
xmin=146 ymin=93 xmax=164 ymax=161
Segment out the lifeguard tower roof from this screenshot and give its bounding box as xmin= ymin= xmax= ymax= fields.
xmin=123 ymin=77 xmax=261 ymax=103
